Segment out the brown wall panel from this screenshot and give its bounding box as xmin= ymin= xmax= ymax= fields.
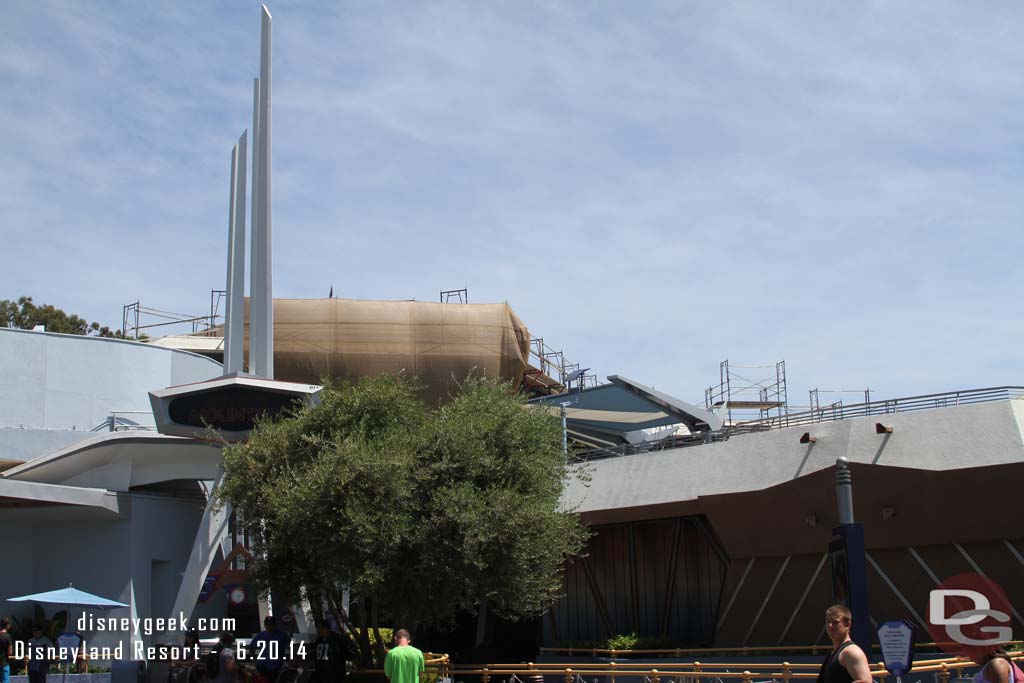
xmin=545 ymin=515 xmax=726 ymax=645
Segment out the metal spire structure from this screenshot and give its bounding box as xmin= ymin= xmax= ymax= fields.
xmin=249 ymin=5 xmax=273 ymax=378
xmin=223 ymin=131 xmax=247 ymax=375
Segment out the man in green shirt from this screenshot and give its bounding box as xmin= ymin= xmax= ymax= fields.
xmin=383 ymin=630 xmax=424 ymax=683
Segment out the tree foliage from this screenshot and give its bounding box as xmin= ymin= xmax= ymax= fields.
xmin=1 ymin=296 xmax=124 ymax=337
xmin=218 ymin=374 xmax=589 ymax=658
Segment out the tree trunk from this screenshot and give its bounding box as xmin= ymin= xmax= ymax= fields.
xmin=475 ymin=598 xmax=488 ymax=647
xmin=371 ymin=597 xmax=386 ymax=666
xmin=351 ymin=596 xmax=373 ymax=668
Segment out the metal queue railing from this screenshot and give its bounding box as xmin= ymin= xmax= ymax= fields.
xmin=536 ymin=642 xmax=1024 ymax=658
xmin=359 ymin=652 xmax=451 ymax=679
xmin=446 ymin=650 xmax=1023 ymax=683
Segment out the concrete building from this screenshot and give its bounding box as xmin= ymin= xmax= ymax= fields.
xmin=545 ymin=388 xmax=1024 ymax=647
xmin=0 ymin=327 xmax=228 ymax=654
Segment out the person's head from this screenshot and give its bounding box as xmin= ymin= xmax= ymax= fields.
xmin=220 ymin=631 xmax=235 ymax=646
xmin=264 ymin=616 xmax=276 ymax=631
xmin=970 ymin=645 xmax=1008 ymax=666
xmin=31 ymin=624 xmax=43 ymax=636
xmin=0 ymin=617 xmax=10 ymax=631
xmin=825 ymin=604 xmax=852 ymax=642
xmin=394 ymin=629 xmax=411 ymax=647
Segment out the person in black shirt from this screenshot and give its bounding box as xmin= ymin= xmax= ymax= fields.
xmin=0 ymin=617 xmax=13 ymax=683
xmin=816 ymin=605 xmax=872 ymax=683
xmin=310 ymin=621 xmax=349 ymax=683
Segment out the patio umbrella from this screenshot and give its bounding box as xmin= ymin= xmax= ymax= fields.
xmin=7 ymin=586 xmax=129 ymax=609
xmin=7 ymin=584 xmax=129 ymax=683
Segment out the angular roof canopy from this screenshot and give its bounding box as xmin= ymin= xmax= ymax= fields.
xmin=530 ymin=375 xmax=721 ymax=447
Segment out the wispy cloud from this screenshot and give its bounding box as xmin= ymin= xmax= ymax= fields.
xmin=2 ymin=1 xmax=1022 ymax=404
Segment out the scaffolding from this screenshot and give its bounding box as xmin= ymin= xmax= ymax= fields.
xmin=521 ymin=336 xmax=597 ymax=397
xmin=121 ymin=290 xmax=225 ymax=340
xmin=440 ymin=288 xmax=468 ymax=304
xmin=704 ymin=359 xmax=789 ymax=426
xmin=808 ymin=388 xmax=872 ymax=415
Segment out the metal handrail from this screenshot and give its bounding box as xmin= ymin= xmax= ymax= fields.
xmin=537 ymin=641 xmax=1024 ymax=658
xmin=89 ymin=410 xmax=158 ymax=432
xmin=733 ymin=386 xmax=1024 ymax=432
xmin=574 ymin=386 xmax=1024 ymax=462
xmin=453 ymin=652 xmax=1024 ymax=683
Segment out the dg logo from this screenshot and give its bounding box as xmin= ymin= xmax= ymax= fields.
xmin=926 ymin=573 xmax=1015 ymax=659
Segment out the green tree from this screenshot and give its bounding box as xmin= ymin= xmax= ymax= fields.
xmin=218 ymin=374 xmax=589 ymax=663
xmin=1 ymin=296 xmax=123 ymax=337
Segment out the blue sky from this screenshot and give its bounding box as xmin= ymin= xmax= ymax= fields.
xmin=2 ymin=2 xmax=1022 ymax=406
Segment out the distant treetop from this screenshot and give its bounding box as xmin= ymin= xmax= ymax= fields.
xmin=1 ymin=296 xmax=124 ymax=338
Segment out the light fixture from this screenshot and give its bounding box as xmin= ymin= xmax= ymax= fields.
xmin=800 ymin=432 xmax=817 ymax=444
xmin=805 ymin=514 xmax=818 ymax=527
xmin=875 ymin=423 xmax=894 ymax=434
xmin=882 ymin=506 xmax=896 ymax=520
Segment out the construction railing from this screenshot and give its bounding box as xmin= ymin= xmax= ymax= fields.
xmin=733 ymin=386 xmax=1024 ymax=432
xmin=573 ymin=386 xmax=1024 ymax=461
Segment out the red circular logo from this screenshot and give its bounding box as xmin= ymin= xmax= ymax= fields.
xmin=926 ymin=573 xmax=1015 ymax=661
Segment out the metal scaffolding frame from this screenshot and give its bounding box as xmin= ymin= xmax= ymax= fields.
xmin=120 ymin=290 xmax=226 ymax=340
xmin=704 ymin=359 xmax=789 ymax=426
xmin=440 ymin=288 xmax=468 ymax=304
xmin=808 ymin=387 xmax=872 ymax=415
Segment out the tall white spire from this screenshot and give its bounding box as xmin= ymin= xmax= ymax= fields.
xmin=223 ymin=131 xmax=247 ymax=375
xmin=249 ymin=5 xmax=273 ymax=378
xmin=248 ymin=76 xmax=260 ymax=375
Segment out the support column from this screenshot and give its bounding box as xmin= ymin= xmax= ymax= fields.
xmin=159 ymin=472 xmax=231 ymax=643
xmin=224 ymin=132 xmax=247 ymax=375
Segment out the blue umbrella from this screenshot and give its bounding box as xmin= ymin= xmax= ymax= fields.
xmin=7 ymin=586 xmax=128 ymax=609
xmin=7 ymin=584 xmax=129 ymax=682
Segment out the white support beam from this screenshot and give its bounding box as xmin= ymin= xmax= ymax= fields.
xmin=224 ymin=132 xmax=247 ymax=375
xmin=248 ymin=77 xmax=261 ymax=376
xmin=865 ymin=551 xmax=928 ymax=631
xmin=716 ymin=557 xmax=755 ymax=632
xmin=778 ymin=552 xmax=828 ymax=645
xmin=250 ymin=6 xmax=274 ymax=379
xmin=744 ymin=555 xmax=790 ymax=646
xmin=159 ymin=471 xmax=231 ymax=643
xmin=955 ymin=543 xmax=1024 ymax=627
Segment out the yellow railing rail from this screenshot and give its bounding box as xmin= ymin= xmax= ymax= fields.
xmin=539 ymin=641 xmax=1024 ymax=658
xmin=359 ymin=652 xmax=450 ymax=676
xmin=469 ymin=653 xmax=981 ymax=672
xmin=445 ymin=651 xmax=1024 ymax=683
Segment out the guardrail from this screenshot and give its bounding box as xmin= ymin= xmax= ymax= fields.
xmin=476 ymin=652 xmax=1004 ymax=671
xmin=448 ymin=650 xmax=1023 ymax=683
xmin=733 ymin=386 xmax=1024 ymax=432
xmin=90 ymin=410 xmax=158 ymax=432
xmin=358 ymin=652 xmax=451 ymax=678
xmin=574 ymin=386 xmax=1024 ymax=462
xmin=537 ymin=642 xmax=1024 ymax=658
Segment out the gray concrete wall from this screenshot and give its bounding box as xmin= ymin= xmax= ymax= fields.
xmin=564 ymin=398 xmax=1024 ymax=515
xmin=0 ymin=491 xmax=223 ymax=657
xmin=0 ymin=429 xmax=87 ymax=463
xmin=0 ymin=329 xmax=221 ymax=461
xmin=126 ymin=492 xmax=228 ymax=649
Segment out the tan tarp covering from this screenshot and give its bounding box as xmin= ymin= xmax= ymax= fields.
xmin=243 ymin=298 xmax=531 ymax=402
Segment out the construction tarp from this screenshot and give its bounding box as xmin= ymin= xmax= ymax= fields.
xmin=243 ymin=298 xmax=531 ymax=402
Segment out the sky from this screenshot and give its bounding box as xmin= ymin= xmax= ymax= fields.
xmin=2 ymin=1 xmax=1023 ymax=407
